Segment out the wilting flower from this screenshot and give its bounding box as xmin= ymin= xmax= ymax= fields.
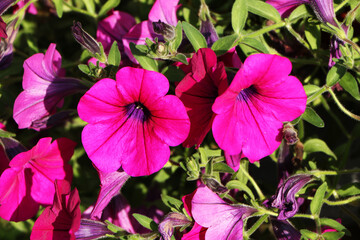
xmin=75 ymin=219 xmax=113 ymax=240
xmin=264 ymin=174 xmax=313 ymax=220
xmin=0 ymin=137 xmax=75 ymax=221
xmin=159 ymin=212 xmax=191 ymax=240
xmin=123 ymin=0 xmax=179 ymax=62
xmin=0 ymin=19 xmax=18 ymax=70
xmin=212 ymin=54 xmax=307 ymax=162
xmin=175 ymin=48 xmax=228 ymax=148
xmin=153 ymin=20 xmax=175 ymax=40
xmin=0 ymin=136 xmax=27 ymax=173
xmin=30 ymin=180 xmax=81 ymax=240
xmin=271 ymin=218 xmax=301 ymax=240
xmin=200 ymin=19 xmax=218 ymax=48
xmin=13 ymin=43 xmax=87 ymax=130
xmin=191 ymin=185 xmax=257 ymax=240
xmin=78 ymin=67 xmax=190 ymax=176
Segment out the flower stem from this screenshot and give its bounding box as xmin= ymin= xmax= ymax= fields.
xmin=285 ymin=22 xmax=311 ymax=51
xmin=292 ymin=213 xmax=315 ymax=219
xmin=309 ymin=168 xmax=360 ymax=176
xmin=307 ymin=86 xmax=328 ymax=105
xmin=244 ymin=21 xmax=286 ymax=39
xmin=63 ymin=1 xmax=98 ymax=19
xmin=328 ymin=88 xmax=360 ymax=121
xmin=239 ymin=164 xmax=265 ymax=201
xmin=304 ymin=195 xmax=360 ymax=206
xmin=246 ymin=214 xmax=268 ymax=237
xmin=335 ymin=0 xmax=351 ymax=12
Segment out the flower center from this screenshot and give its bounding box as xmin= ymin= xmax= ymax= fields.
xmin=126 ymin=102 xmax=150 ymax=122
xmin=236 ymin=85 xmax=257 ymax=102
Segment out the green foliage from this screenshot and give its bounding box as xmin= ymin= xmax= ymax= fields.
xmin=182 ymin=21 xmax=207 ymax=51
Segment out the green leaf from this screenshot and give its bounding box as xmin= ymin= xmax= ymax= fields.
xmin=82 ymin=0 xmax=95 ymax=14
xmin=320 ymin=218 xmax=351 ymax=236
xmin=211 ymin=34 xmax=239 ymax=56
xmin=240 ymin=37 xmax=269 ymax=54
xmin=98 ymin=0 xmax=121 ymax=17
xmin=171 ymin=53 xmax=188 ymax=65
xmin=247 ymin=0 xmax=281 ymax=22
xmin=171 ymin=21 xmax=183 ymax=51
xmin=339 ymin=72 xmax=360 ymax=100
xmin=302 ymin=107 xmax=325 ymax=128
xmin=304 ymin=139 xmax=337 ymax=160
xmin=213 ymin=162 xmax=235 ymax=173
xmin=231 ymin=0 xmax=248 ymax=34
xmin=304 ymin=21 xmax=321 ymax=50
xmin=52 ymin=0 xmax=63 ymax=18
xmin=161 ymin=65 xmax=186 ymax=83
xmin=132 ymin=214 xmax=158 ymax=231
xmin=161 ymin=194 xmax=183 ymax=213
xmin=78 ymin=64 xmax=91 ymax=75
xmin=108 ymin=41 xmax=121 ymax=67
xmin=226 ymin=180 xmax=255 ymax=200
xmin=303 ymin=84 xmax=321 ymax=96
xmin=301 ymin=229 xmax=318 ymax=239
xmin=0 ymin=129 xmax=15 ymax=138
xmin=322 ymin=231 xmax=345 ymax=240
xmin=337 ymin=183 xmax=360 ymax=198
xmin=310 ymin=182 xmax=327 ymax=215
xmin=129 ymin=43 xmax=159 ymax=72
xmin=326 ymin=64 xmax=347 ymax=87
xmin=182 ymin=21 xmax=207 ymax=51
xmin=288 ymin=5 xmax=309 ymax=22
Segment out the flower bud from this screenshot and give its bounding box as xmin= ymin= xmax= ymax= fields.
xmin=283 ymin=123 xmax=298 ymax=145
xmin=152 ymin=20 xmax=175 ymax=40
xmin=156 ymin=42 xmax=168 ymax=57
xmin=72 ymin=21 xmax=101 ymax=56
xmin=75 ymin=219 xmax=113 ymax=240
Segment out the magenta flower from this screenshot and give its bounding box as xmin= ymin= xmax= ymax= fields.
xmin=13 ymin=43 xmax=87 ymax=130
xmin=0 ymin=17 xmax=6 ymax=38
xmin=123 ymin=0 xmax=179 ymax=63
xmin=264 ymin=174 xmax=313 ymax=220
xmin=14 ymin=0 xmax=38 ymax=15
xmin=97 ymin=10 xmax=136 ymax=53
xmin=30 ymin=180 xmax=81 ymax=240
xmin=89 ymin=168 xmax=130 ymax=219
xmin=191 ymin=185 xmax=257 ymax=240
xmin=78 ymin=67 xmax=190 ymax=176
xmin=182 ymin=190 xmax=207 ymax=240
xmin=266 ymin=0 xmax=309 ymax=18
xmin=175 ymin=48 xmax=228 ymax=148
xmin=0 ymin=137 xmax=75 ymax=221
xmin=212 ymin=54 xmax=306 ymax=161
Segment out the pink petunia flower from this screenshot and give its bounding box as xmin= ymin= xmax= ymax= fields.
xmin=14 ymin=0 xmax=38 ymax=15
xmin=122 ymin=0 xmax=179 ymax=63
xmin=266 ymin=0 xmax=309 ymax=18
xmin=175 ymin=48 xmax=228 ymax=148
xmin=30 ymin=180 xmax=81 ymax=240
xmin=212 ymin=54 xmax=307 ymax=162
xmin=0 ymin=137 xmax=75 ymax=222
xmin=181 ymin=190 xmax=207 ymax=240
xmin=0 ymin=17 xmax=7 ymax=38
xmin=13 ymin=43 xmax=87 ymax=130
xmin=78 ymin=67 xmax=190 ymax=176
xmin=97 ymin=10 xmax=136 ymax=53
xmin=191 ymin=185 xmax=257 ymax=240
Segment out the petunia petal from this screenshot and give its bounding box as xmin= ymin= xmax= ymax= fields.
xmin=148 ymin=0 xmax=179 ymax=26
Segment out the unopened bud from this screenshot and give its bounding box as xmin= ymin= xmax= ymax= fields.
xmin=283 ymin=123 xmax=298 ymax=145
xmin=152 ymin=20 xmax=175 ymax=40
xmin=72 ymin=21 xmax=101 ymax=56
xmin=75 ymin=219 xmax=113 ymax=240
xmin=156 ymin=42 xmax=168 ymax=57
